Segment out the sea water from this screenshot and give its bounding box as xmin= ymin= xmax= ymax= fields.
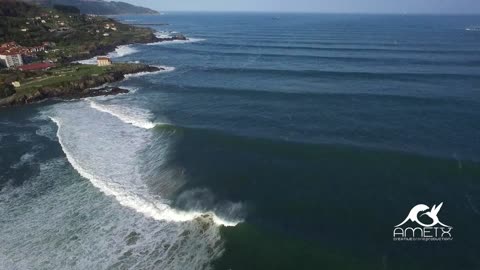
xmin=1 ymin=13 xmax=480 ymax=270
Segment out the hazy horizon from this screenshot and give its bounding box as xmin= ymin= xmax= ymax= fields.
xmin=122 ymin=0 xmax=480 ymax=14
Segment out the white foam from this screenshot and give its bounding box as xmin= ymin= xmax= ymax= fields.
xmin=88 ymin=100 xmax=157 ymax=129
xmin=120 ymin=86 xmax=139 ymax=93
xmin=48 ymin=103 xmax=240 ymax=227
xmin=124 ymin=65 xmax=175 ymax=79
xmin=147 ymin=32 xmax=206 ymax=46
xmin=111 ymin=45 xmax=139 ymax=58
xmin=76 ymin=45 xmax=139 ymax=65
xmin=0 ymin=157 xmax=226 ymax=269
xmin=147 ymin=38 xmax=206 ymax=46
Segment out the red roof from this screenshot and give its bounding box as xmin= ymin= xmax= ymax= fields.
xmin=18 ymin=63 xmax=55 ymax=71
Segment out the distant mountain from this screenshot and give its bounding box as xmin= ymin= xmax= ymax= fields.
xmin=21 ymin=0 xmax=159 ymax=15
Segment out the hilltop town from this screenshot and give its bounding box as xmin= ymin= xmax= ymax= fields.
xmin=0 ymin=0 xmax=185 ymax=107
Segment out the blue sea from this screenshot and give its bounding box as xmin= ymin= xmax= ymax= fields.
xmin=1 ymin=13 xmax=480 ymax=269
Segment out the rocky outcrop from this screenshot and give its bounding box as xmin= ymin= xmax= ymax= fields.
xmin=0 ymin=65 xmax=161 ymax=107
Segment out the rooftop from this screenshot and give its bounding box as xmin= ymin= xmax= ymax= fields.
xmin=18 ymin=62 xmax=55 ymax=71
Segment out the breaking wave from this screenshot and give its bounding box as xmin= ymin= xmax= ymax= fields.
xmin=47 ymin=102 xmax=240 ymax=227
xmin=88 ymin=100 xmax=157 ymax=129
xmin=124 ymin=65 xmax=176 ymax=79
xmin=0 ymin=156 xmax=227 ymax=270
xmin=76 ymin=45 xmax=139 ymax=65
xmin=147 ymin=33 xmax=206 ymax=46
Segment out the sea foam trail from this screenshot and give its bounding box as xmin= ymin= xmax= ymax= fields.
xmin=48 ymin=104 xmax=239 ymax=227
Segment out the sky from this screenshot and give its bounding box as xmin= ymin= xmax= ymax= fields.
xmin=123 ymin=0 xmax=480 ymax=14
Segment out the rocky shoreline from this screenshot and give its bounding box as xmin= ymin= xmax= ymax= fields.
xmin=0 ymin=33 xmax=189 ymax=108
xmin=0 ymin=64 xmax=162 ymax=108
xmin=64 ymin=33 xmax=187 ymax=64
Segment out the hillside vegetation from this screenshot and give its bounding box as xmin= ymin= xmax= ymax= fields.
xmin=0 ymin=0 xmax=158 ymax=61
xmin=0 ymin=1 xmax=163 ymax=106
xmin=20 ymin=0 xmax=159 ymax=15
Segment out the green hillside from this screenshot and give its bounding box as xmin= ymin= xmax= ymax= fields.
xmin=20 ymin=0 xmax=159 ymax=15
xmin=0 ymin=0 xmax=157 ymax=60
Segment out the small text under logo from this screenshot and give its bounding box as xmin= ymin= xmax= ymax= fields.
xmin=393 ymin=202 xmax=453 ymax=241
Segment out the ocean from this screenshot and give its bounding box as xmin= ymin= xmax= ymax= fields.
xmin=1 ymin=13 xmax=480 ymax=269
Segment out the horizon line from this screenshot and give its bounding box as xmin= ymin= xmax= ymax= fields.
xmin=145 ymin=10 xmax=480 ymax=16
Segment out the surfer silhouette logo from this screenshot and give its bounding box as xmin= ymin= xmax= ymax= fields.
xmin=396 ymin=202 xmax=451 ymax=228
xmin=393 ymin=202 xmax=453 ymax=241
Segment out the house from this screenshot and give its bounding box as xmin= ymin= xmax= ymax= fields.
xmin=97 ymin=56 xmax=112 ymax=66
xmin=0 ymin=54 xmax=24 ymax=68
xmin=17 ymin=62 xmax=55 ymax=71
xmin=29 ymin=46 xmax=45 ymax=53
xmin=11 ymin=81 xmax=21 ymax=88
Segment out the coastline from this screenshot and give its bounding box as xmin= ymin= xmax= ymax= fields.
xmin=0 ymin=63 xmax=161 ymax=108
xmin=0 ymin=28 xmax=187 ymax=108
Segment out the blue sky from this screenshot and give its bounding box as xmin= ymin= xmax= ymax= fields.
xmin=124 ymin=0 xmax=480 ymax=14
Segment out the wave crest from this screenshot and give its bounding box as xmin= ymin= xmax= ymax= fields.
xmin=124 ymin=65 xmax=175 ymax=79
xmin=89 ymin=100 xmax=157 ymax=129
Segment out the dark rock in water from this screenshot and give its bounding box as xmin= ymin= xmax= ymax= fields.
xmin=72 ymin=86 xmax=130 ymax=98
xmin=156 ymin=34 xmax=188 ymax=43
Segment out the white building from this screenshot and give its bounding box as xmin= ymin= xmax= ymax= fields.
xmin=0 ymin=54 xmax=24 ymax=68
xmin=97 ymin=56 xmax=112 ymax=67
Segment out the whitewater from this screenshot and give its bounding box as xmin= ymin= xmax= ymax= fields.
xmin=48 ymin=101 xmax=240 ymax=226
xmin=76 ymin=45 xmax=140 ymax=65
